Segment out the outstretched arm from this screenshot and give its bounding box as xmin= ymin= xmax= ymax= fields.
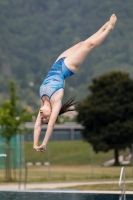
xmin=33 ymin=111 xmax=42 ymax=149
xmin=36 ymin=101 xmax=62 ymax=152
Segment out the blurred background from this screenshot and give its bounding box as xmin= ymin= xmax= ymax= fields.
xmin=0 ymin=0 xmax=133 ymax=109
xmin=0 ymin=0 xmax=133 ymax=191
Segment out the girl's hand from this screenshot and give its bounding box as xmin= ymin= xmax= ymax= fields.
xmin=33 ymin=144 xmax=39 ymax=150
xmin=34 ymin=144 xmax=46 ymax=152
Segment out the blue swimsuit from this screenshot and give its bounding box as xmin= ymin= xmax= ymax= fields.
xmin=39 ymin=57 xmax=74 ymax=99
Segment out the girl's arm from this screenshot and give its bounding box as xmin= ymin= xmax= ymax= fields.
xmin=33 ymin=100 xmax=43 ymax=149
xmin=36 ymin=101 xmax=62 ymax=152
xmin=33 ymin=111 xmax=42 ymax=149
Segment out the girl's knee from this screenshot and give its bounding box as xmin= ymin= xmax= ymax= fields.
xmin=83 ymin=40 xmax=95 ymax=49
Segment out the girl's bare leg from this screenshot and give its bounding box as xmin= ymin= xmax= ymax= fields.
xmin=55 ymin=43 xmax=82 ymax=62
xmin=56 ymin=21 xmax=109 ymax=62
xmin=86 ymin=21 xmax=109 ymax=42
xmin=64 ymin=14 xmax=117 ymax=73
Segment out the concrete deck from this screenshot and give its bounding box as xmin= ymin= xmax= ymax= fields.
xmin=0 ymin=180 xmax=133 ymax=194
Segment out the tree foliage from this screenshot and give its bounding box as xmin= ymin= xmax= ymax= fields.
xmin=0 ymin=0 xmax=133 ymax=109
xmin=77 ymin=71 xmax=133 ymax=165
xmin=0 ymin=79 xmax=31 ymax=145
xmin=0 ymin=79 xmax=32 ymax=180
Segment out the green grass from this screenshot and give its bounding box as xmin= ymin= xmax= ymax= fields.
xmin=25 ymin=141 xmax=117 ymax=166
xmin=0 ymin=141 xmax=132 ymax=190
xmin=0 ymin=166 xmax=133 ymax=184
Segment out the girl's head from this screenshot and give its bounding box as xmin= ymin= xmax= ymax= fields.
xmin=40 ymin=96 xmax=78 ymax=123
xmin=40 ymin=105 xmax=52 ymax=123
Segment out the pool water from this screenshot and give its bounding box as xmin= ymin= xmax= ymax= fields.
xmin=0 ymin=191 xmax=132 ymax=200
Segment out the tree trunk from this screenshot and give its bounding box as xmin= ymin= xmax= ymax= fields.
xmin=6 ymin=141 xmax=12 ymax=180
xmin=114 ymin=147 xmax=120 ymax=166
xmin=5 ymin=148 xmax=11 ymax=180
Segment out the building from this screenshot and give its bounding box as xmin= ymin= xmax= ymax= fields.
xmin=24 ymin=122 xmax=84 ymax=141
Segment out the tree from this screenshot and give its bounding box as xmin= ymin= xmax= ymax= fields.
xmin=0 ymin=79 xmax=32 ymax=180
xmin=77 ymin=71 xmax=133 ymax=166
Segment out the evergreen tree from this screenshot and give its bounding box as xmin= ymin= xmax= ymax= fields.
xmin=77 ymin=71 xmax=133 ymax=166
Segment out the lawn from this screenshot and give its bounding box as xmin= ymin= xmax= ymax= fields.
xmin=0 ymin=141 xmax=132 ymax=192
xmin=24 ymin=141 xmax=124 ymax=166
xmin=0 ymin=165 xmax=132 ymax=183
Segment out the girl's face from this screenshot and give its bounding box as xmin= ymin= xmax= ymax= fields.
xmin=40 ymin=105 xmax=51 ymax=123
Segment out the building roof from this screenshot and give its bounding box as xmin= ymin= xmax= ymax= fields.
xmin=25 ymin=122 xmax=84 ymax=130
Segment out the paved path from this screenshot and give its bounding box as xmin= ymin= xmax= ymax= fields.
xmin=0 ymin=180 xmax=133 ymax=191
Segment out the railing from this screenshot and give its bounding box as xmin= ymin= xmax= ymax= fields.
xmin=0 ymin=154 xmax=7 ymax=157
xmin=118 ymin=167 xmax=126 ymax=200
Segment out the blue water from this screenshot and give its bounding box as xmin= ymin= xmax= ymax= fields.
xmin=0 ymin=191 xmax=132 ymax=200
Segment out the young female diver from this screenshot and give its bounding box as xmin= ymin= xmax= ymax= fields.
xmin=33 ymin=14 xmax=117 ymax=152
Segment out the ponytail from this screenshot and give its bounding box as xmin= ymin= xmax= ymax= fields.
xmin=59 ymin=96 xmax=78 ymax=116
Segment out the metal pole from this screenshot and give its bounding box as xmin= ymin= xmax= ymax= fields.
xmin=90 ymin=145 xmax=94 ymax=178
xmin=21 ymin=135 xmax=25 ymax=166
xmin=18 ymin=135 xmax=22 ymax=190
xmin=47 ymin=147 xmax=51 ymax=181
xmin=118 ymin=167 xmax=126 ymax=200
xmin=124 ymin=168 xmax=126 ymax=200
xmin=12 ymin=148 xmax=16 ymax=180
xmin=18 ymin=165 xmax=22 ymax=190
xmin=24 ymin=165 xmax=28 ymax=190
xmin=5 ymin=149 xmax=8 ymax=181
xmin=132 ymin=144 xmax=133 ymax=177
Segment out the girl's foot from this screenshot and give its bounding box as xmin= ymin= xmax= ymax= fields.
xmin=109 ymin=14 xmax=117 ymax=30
